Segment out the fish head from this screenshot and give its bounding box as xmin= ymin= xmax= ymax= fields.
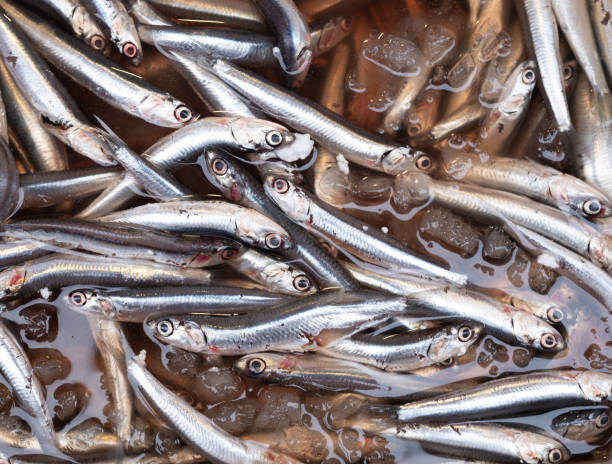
xmin=312 ymin=15 xmax=352 ymax=55
xmin=234 ymin=353 xmax=294 ymax=382
xmin=230 ymin=118 xmax=295 ymax=151
xmin=511 ymin=310 xmax=565 ymax=352
xmin=191 ymin=239 xmax=243 ymax=267
xmin=65 ymin=288 xmax=116 ymax=318
xmin=138 ymin=94 xmax=194 ymax=128
xmin=260 ymin=261 xmax=317 ymax=295
xmin=382 ymin=147 xmax=435 ymax=175
xmin=64 ymin=126 xmax=117 ymax=166
xmin=70 ymin=6 xmax=107 ymax=51
xmin=146 ymin=316 xmax=207 ymax=352
xmin=514 ymin=430 xmax=570 ymax=464
xmin=553 ymin=408 xmax=612 ymax=442
xmin=496 ymin=60 xmax=537 ymax=119
xmin=200 ymin=151 xmax=246 ymax=203
xmin=264 ymin=175 xmax=311 ymax=223
xmin=575 ymin=371 xmax=612 ymax=402
xmin=234 ymin=209 xmax=292 ymax=250
xmin=588 ymin=236 xmax=612 ymax=270
xmin=548 ymin=175 xmax=612 ymax=218
xmin=427 ymin=323 xmax=482 ymax=364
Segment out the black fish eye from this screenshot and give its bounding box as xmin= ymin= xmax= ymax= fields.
xmin=248 ymin=358 xmax=266 ymax=374
xmin=563 ymin=64 xmax=574 ymax=80
xmin=221 ymin=248 xmax=238 ymax=260
xmin=416 ymin=154 xmax=432 ymax=170
xmin=157 ymin=320 xmax=174 ymax=337
xmin=122 ymin=42 xmax=138 ymax=58
xmin=546 ymin=307 xmax=564 ymax=323
xmin=211 ymin=158 xmax=228 ymax=175
xmin=440 ymin=358 xmax=454 ymax=366
xmin=541 ymin=333 xmax=557 ymax=349
xmin=91 ymin=35 xmax=105 ymax=50
xmin=266 ymin=131 xmax=283 ymax=147
xmin=174 ymin=106 xmax=192 ymax=123
xmin=265 ymin=233 xmax=283 ymax=249
xmin=408 ymin=123 xmax=422 ymax=136
xmin=548 ymin=448 xmax=562 ymax=463
xmin=273 ymin=178 xmax=290 ymax=193
xmin=596 ymin=412 xmax=610 ymax=428
xmin=293 ymin=275 xmax=312 ymax=291
xmin=522 ymin=67 xmax=536 ymax=84
xmin=583 ymin=199 xmax=602 ymax=216
xmin=70 ymin=291 xmax=87 ymax=306
xmin=457 ymin=326 xmax=473 ymax=342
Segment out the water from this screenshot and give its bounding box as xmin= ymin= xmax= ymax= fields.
xmin=1 ymin=0 xmax=611 ymax=462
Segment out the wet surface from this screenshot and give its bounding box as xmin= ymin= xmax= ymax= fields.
xmin=0 ymin=0 xmax=611 ymax=463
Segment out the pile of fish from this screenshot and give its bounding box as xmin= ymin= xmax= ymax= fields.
xmin=0 ymin=0 xmax=610 ymax=462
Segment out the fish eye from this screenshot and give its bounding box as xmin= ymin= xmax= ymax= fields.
xmin=265 ymin=233 xmax=283 ymax=249
xmin=221 ymin=247 xmax=238 ymax=260
xmin=122 ymin=42 xmax=138 ymax=58
xmin=408 ymin=123 xmax=422 ymax=136
xmin=211 ymin=158 xmax=228 ymax=175
xmin=272 ymin=178 xmax=290 ymax=194
xmin=293 ymin=275 xmax=312 ymax=292
xmin=540 ymin=333 xmax=558 ymax=349
xmin=416 ymin=154 xmax=433 ymax=171
xmin=174 ymin=106 xmax=192 ymax=123
xmin=546 ymin=307 xmax=564 ymax=323
xmin=341 ymin=17 xmax=352 ymax=31
xmin=548 ymin=448 xmax=563 ymax=463
xmin=596 ymin=412 xmax=610 ymax=428
xmin=583 ymin=199 xmax=602 ymax=216
xmin=156 ymin=320 xmax=174 ymax=337
xmin=522 ymin=67 xmax=536 ymax=84
xmin=69 ymin=291 xmax=87 ymax=306
xmin=563 ymin=64 xmax=574 ymax=80
xmin=457 ymin=326 xmax=473 ymax=342
xmin=440 ymin=357 xmax=455 ymax=366
xmin=247 ymin=357 xmax=266 ymax=374
xmin=91 ymin=35 xmax=106 ymax=51
xmin=266 ymin=131 xmax=283 ymax=147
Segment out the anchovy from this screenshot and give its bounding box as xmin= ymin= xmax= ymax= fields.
xmin=229 ymin=248 xmax=317 ymax=295
xmin=378 ymin=422 xmax=570 ymax=464
xmin=0 ymin=319 xmax=57 ymax=451
xmin=477 ymin=60 xmax=537 ymax=155
xmin=21 ymin=0 xmax=107 ymax=51
xmin=127 ymin=351 xmax=302 ymax=464
xmin=87 ymin=318 xmax=132 ymax=448
xmin=517 ymin=0 xmax=572 ymax=131
xmin=20 ymin=167 xmax=121 ymax=210
xmin=0 ymin=8 xmax=116 ymax=166
xmin=3 ymin=218 xmax=241 ymax=268
xmin=346 ymin=263 xmax=564 ymax=350
xmin=572 ymin=73 xmax=612 ymax=202
xmin=487 ymin=287 xmax=566 ymax=324
xmin=443 ymin=154 xmax=612 ymax=218
xmin=314 ymin=42 xmax=350 ymax=207
xmin=63 ymin=286 xmax=287 ymax=322
xmin=77 ymin=117 xmax=300 ymax=217
xmin=0 ymin=60 xmax=68 ymax=172
xmin=234 ymin=352 xmax=447 ymax=398
xmin=552 ymin=0 xmax=609 ymax=95
xmin=208 ymin=59 xmax=431 ymax=175
xmin=0 ymin=414 xmax=120 ymax=456
xmin=147 ymin=0 xmax=267 ymax=31
xmin=309 ymin=15 xmax=351 ymax=57
xmin=253 ymin=0 xmax=311 ymax=87
xmin=505 ymin=223 xmax=612 ymax=311
xmin=321 ymin=323 xmax=482 ymax=372
xmin=101 ymin=200 xmax=292 ymax=251
xmin=398 ymin=369 xmax=612 ymax=422
xmin=0 ymin=139 xmax=19 ymax=223
xmin=0 ymin=254 xmax=211 ymax=300
xmin=201 ymin=149 xmax=358 ymax=290
xmin=589 ymin=0 xmax=612 ymax=83
xmin=405 ymin=88 xmax=442 ymax=143
xmin=82 ymin=0 xmax=142 ymax=63
xmin=1 ymin=0 xmax=193 ymax=128
xmin=264 ymin=176 xmax=468 ymax=286
xmin=429 ymin=102 xmax=486 ymax=142
xmin=394 ymin=172 xmax=612 ymax=271
xmin=552 ymin=408 xmax=612 ymax=442
xmin=147 ymin=289 xmax=407 ymax=355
